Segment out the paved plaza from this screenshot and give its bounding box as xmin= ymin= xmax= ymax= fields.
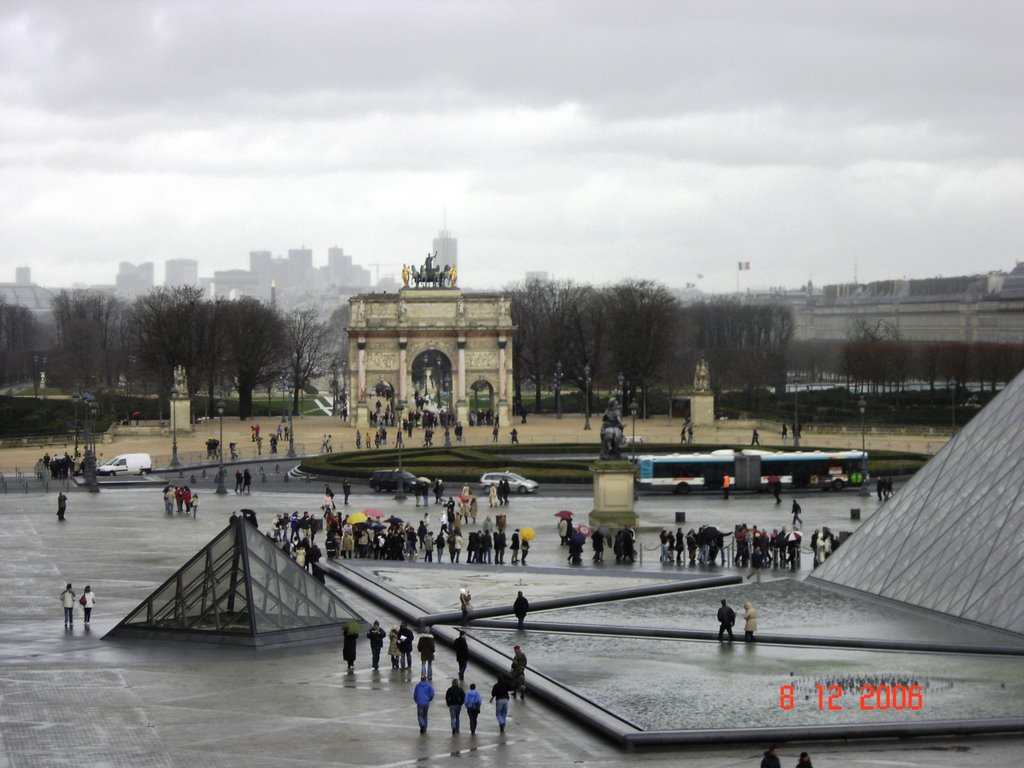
xmin=2 ymin=480 xmax=1023 ymax=766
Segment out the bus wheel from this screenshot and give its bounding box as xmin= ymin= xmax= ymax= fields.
xmin=674 ymin=483 xmax=690 ymax=495
xmin=831 ymin=479 xmax=845 ymax=491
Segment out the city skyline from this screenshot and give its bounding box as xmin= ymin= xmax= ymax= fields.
xmin=2 ymin=2 xmax=1021 ymax=293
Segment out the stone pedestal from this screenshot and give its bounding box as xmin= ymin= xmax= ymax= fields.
xmin=588 ymin=461 xmax=638 ymax=528
xmin=689 ymin=393 xmax=715 ymax=426
xmin=356 ymin=403 xmax=371 ymax=429
xmin=170 ymin=398 xmax=192 ymax=434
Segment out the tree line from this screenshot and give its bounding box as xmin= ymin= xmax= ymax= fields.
xmin=47 ymin=287 xmax=337 ymax=420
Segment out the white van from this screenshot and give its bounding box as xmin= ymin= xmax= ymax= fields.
xmin=97 ymin=453 xmax=153 ymax=476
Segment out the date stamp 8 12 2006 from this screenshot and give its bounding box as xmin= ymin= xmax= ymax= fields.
xmin=779 ymin=682 xmax=924 ymax=711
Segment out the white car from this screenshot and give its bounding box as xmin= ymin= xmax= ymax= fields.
xmin=480 ymin=471 xmax=539 ymax=495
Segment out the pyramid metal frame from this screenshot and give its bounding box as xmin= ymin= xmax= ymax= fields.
xmin=106 ymin=520 xmax=358 ymax=646
xmin=811 ymin=368 xmax=1024 ymax=637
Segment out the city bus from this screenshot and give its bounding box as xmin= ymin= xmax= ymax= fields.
xmin=636 ymin=449 xmax=867 ymax=494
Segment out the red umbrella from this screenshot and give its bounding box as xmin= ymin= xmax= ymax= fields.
xmin=363 ymin=508 xmax=384 ymax=519
xmin=575 ymin=524 xmax=592 ymax=536
xmin=554 ymin=510 xmax=574 ymax=520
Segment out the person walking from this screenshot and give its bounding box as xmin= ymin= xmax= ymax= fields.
xmin=397 ymin=621 xmax=415 ymax=671
xmin=418 ymin=626 xmax=436 ymax=679
xmin=795 ymin=752 xmax=814 ymax=767
xmin=413 ymin=675 xmax=435 ymax=734
xmin=453 ymin=629 xmax=470 ymax=681
xmin=342 ymin=478 xmax=351 ymax=505
xmin=464 ymin=683 xmax=483 ymax=734
xmin=56 ymin=492 xmax=68 ymax=521
xmin=743 ymin=601 xmax=758 ymax=642
xmin=791 ymin=499 xmax=802 ymax=527
xmin=747 ymin=545 xmax=765 ymax=584
xmin=242 ymin=468 xmax=252 ymax=494
xmin=510 ymin=645 xmax=528 ymax=701
xmin=513 ymin=591 xmax=530 ymax=631
xmin=488 ymin=484 xmax=498 ymax=508
xmin=234 ymin=470 xmax=243 ymax=494
xmin=509 ymin=530 xmax=521 ymax=564
xmin=367 ymin=620 xmax=386 ymax=670
xmin=60 ymin=583 xmax=76 ymax=627
xmin=388 ymin=625 xmax=401 ymax=669
xmin=490 ymin=676 xmax=511 ymax=733
xmin=751 ymin=429 xmax=760 ymax=445
xmin=459 ymin=588 xmax=472 ymax=624
xmin=342 ymin=621 xmax=359 ymax=671
xmin=445 ymin=679 xmax=465 ymax=734
xmin=760 ymin=744 xmax=782 ymax=768
xmin=81 ymin=585 xmax=95 ymax=625
xmin=717 ymin=598 xmax=736 ymax=641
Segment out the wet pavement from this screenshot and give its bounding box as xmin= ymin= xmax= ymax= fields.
xmin=2 ymin=484 xmax=1023 ymax=766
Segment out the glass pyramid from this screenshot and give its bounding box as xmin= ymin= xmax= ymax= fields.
xmin=106 ymin=520 xmax=357 ymax=646
xmin=811 ymin=369 xmax=1024 ymax=637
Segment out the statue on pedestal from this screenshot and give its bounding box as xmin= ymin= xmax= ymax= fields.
xmin=599 ymin=397 xmax=627 ymax=460
xmin=693 ymin=358 xmax=710 ymax=392
xmin=173 ymin=365 xmax=189 ymax=394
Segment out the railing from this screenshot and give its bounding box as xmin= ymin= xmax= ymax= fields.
xmin=150 ymin=443 xmax=310 ymax=469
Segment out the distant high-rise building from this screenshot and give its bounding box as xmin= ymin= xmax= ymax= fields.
xmin=15 ymin=266 xmax=31 ymax=285
xmin=165 ymin=258 xmax=199 ymax=287
xmin=288 ymin=247 xmax=313 ymax=273
xmin=433 ymin=229 xmax=458 ymax=269
xmin=116 ymin=262 xmax=154 ymax=295
xmin=525 ymin=271 xmax=550 ymax=282
xmin=327 ymin=246 xmax=372 ymax=289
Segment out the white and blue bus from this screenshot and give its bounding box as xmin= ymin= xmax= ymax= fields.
xmin=636 ymin=449 xmax=867 ymax=494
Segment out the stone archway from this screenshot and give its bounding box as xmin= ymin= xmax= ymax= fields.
xmin=410 ymin=350 xmax=453 ymax=411
xmin=469 ymin=378 xmax=496 ymax=422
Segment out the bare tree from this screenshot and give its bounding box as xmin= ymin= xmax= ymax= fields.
xmin=221 ymin=297 xmax=285 ymax=420
xmin=51 ymin=289 xmax=128 ymax=389
xmin=283 ymin=309 xmax=332 ymax=413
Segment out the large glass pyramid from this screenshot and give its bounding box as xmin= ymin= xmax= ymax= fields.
xmin=811 ymin=369 xmax=1024 ymax=636
xmin=106 ymin=520 xmax=358 ymax=646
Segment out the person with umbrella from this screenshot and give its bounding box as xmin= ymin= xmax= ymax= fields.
xmin=513 ymin=590 xmax=529 ymax=631
xmin=342 ymin=620 xmax=360 ymax=671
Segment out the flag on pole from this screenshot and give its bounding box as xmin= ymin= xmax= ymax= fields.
xmin=737 ymin=262 xmax=751 ymax=271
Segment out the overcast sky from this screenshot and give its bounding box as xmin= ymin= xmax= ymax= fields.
xmin=2 ymin=1 xmax=1022 ymax=294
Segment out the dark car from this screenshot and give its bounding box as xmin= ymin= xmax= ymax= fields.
xmin=368 ymin=469 xmax=429 ymax=493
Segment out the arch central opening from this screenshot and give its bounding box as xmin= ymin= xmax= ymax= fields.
xmin=411 ymin=350 xmax=453 ymax=413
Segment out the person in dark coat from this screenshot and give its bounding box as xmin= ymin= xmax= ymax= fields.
xmin=717 ymin=598 xmax=736 ymax=641
xmin=342 ymin=623 xmax=359 ymax=670
xmin=513 ymin=591 xmax=530 ymax=631
xmin=397 ymin=621 xmax=415 ymax=670
xmin=760 ymin=744 xmax=782 ymax=768
xmin=366 ymin=620 xmax=386 ymax=670
xmin=453 ymin=629 xmax=470 ymax=680
xmin=445 ymin=679 xmax=465 ymax=734
xmin=56 ymin=492 xmax=67 ymax=521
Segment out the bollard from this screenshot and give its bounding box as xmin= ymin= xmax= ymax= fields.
xmin=675 ymin=511 xmax=686 ymax=523
xmin=850 ymin=508 xmax=861 ymax=520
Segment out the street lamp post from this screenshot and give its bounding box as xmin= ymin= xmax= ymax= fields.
xmin=630 ymin=398 xmax=638 ymax=461
xmin=443 ymin=374 xmax=452 ymax=447
xmin=33 ymin=354 xmax=39 ymax=398
xmin=554 ymin=361 xmax=563 ymax=419
xmin=949 ymin=377 xmax=957 ymax=436
xmin=341 ymin=360 xmax=348 ymax=422
xmin=83 ymin=392 xmax=99 ymax=492
xmin=41 ymin=356 xmax=47 ymax=400
xmin=169 ymin=385 xmax=180 ymax=468
xmin=858 ymin=396 xmax=870 ymax=497
xmin=394 ymin=400 xmax=407 ymax=501
xmin=792 ymin=374 xmax=801 ymax=449
xmin=583 ymin=364 xmax=592 ymax=430
xmin=283 ymin=378 xmax=297 ymax=458
xmin=330 ymin=359 xmax=339 ymax=416
xmin=72 ymin=389 xmax=81 ymax=457
xmin=215 ymin=399 xmax=228 ymax=495
xmin=280 ymin=378 xmax=289 ymax=424
xmin=617 ymin=371 xmax=625 ymax=408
